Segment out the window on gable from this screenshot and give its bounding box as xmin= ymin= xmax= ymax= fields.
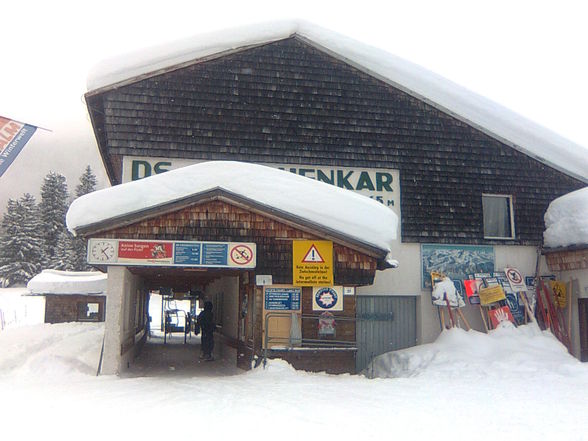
xmin=482 ymin=194 xmax=515 ymax=239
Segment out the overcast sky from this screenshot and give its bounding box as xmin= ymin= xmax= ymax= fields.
xmin=1 ymin=0 xmax=587 ymax=210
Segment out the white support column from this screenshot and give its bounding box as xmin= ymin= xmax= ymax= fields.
xmin=101 ymin=266 xmax=127 ymax=375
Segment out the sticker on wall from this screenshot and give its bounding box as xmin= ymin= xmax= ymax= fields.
xmin=312 ymin=286 xmax=343 ymax=311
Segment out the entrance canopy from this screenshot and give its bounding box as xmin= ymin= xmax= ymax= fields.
xmin=67 ymin=161 xmax=398 ymax=266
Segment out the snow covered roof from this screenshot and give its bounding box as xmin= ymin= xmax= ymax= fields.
xmin=66 ymin=161 xmax=399 ymax=263
xmin=543 ymin=186 xmax=588 ymax=249
xmin=27 ymin=270 xmax=107 ymax=295
xmin=86 ymin=20 xmax=588 ymax=184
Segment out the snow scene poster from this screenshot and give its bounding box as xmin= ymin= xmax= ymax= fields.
xmin=421 ymin=244 xmax=495 ymax=289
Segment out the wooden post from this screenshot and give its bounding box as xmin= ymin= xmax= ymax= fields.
xmin=456 ymin=309 xmax=471 ymax=331
xmin=479 ymin=305 xmax=489 ymax=332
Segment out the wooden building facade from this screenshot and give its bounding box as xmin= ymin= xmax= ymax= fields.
xmin=81 ymin=22 xmax=587 ymax=372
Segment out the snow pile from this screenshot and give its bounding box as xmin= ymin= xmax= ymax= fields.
xmin=67 ymin=161 xmax=398 ymax=260
xmin=0 ymin=322 xmax=104 ymax=378
xmin=544 ymin=186 xmax=588 ymax=248
xmin=27 ymin=269 xmax=107 ymax=295
xmin=366 ymin=323 xmax=583 ymax=379
xmin=0 ymin=288 xmax=45 ymax=329
xmin=87 ymin=20 xmax=588 ymax=183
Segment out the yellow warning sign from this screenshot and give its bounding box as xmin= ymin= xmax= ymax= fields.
xmin=293 ymin=240 xmax=333 ymax=286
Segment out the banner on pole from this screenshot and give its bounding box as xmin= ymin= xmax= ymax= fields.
xmin=0 ymin=116 xmax=38 ymax=177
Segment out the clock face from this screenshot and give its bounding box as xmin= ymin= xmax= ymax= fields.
xmin=90 ymin=240 xmax=117 ymax=263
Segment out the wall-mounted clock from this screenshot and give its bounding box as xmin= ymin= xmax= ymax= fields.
xmin=89 ymin=240 xmax=117 ymax=263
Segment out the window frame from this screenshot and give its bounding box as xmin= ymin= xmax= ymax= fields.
xmin=482 ymin=193 xmax=515 ymax=240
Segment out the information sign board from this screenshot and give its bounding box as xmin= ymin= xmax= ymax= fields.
xmin=88 ymin=238 xmax=256 ymax=268
xmin=293 ymin=240 xmax=333 ymax=286
xmin=264 ymin=287 xmax=301 ymax=311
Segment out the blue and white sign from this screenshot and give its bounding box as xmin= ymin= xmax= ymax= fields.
xmin=265 ymin=287 xmax=301 ymax=311
xmin=312 ymin=286 xmax=343 ymax=311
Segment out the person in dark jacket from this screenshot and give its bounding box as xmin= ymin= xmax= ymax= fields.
xmin=197 ymin=301 xmax=215 ymax=361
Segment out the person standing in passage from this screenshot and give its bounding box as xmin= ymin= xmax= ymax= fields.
xmin=197 ymin=301 xmax=216 ymax=361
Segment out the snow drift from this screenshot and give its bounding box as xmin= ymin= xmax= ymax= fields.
xmin=544 ymin=186 xmax=588 ymax=248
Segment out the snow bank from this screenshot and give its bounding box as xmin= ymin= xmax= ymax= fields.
xmin=366 ymin=323 xmax=583 ymax=379
xmin=27 ymin=269 xmax=107 ymax=295
xmin=87 ymin=20 xmax=588 ymax=183
xmin=67 ymin=161 xmax=398 ymax=259
xmin=0 ymin=322 xmax=104 ymax=378
xmin=0 ymin=288 xmax=45 ymax=329
xmin=543 ymin=186 xmax=588 ymax=248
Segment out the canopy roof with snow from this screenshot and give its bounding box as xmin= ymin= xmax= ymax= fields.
xmin=87 ymin=20 xmax=588 ymax=183
xmin=67 ymin=161 xmax=399 ymax=264
xmin=27 ymin=270 xmax=107 ymax=295
xmin=543 ymin=186 xmax=588 ymax=249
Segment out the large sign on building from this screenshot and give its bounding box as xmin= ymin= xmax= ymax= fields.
xmin=121 ymin=156 xmax=401 ymax=216
xmin=88 ymin=238 xmax=256 ymax=268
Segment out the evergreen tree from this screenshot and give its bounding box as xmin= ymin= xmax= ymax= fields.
xmin=39 ymin=172 xmax=69 ymax=263
xmin=0 ymin=194 xmax=44 ymax=285
xmin=51 ymin=230 xmax=77 ymax=271
xmin=72 ymin=166 xmax=97 ymax=271
xmin=75 ymin=165 xmax=97 ymax=198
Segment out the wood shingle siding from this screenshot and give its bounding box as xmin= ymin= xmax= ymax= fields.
xmin=91 ymin=200 xmax=378 ymax=286
xmin=86 ymin=37 xmax=583 ymax=245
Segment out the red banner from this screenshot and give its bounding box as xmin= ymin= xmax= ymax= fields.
xmin=118 ymin=241 xmax=173 ymax=262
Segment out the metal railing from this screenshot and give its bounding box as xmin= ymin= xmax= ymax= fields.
xmin=263 ymin=312 xmax=357 ymax=365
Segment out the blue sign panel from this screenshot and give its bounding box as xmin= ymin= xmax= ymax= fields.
xmin=202 ymin=243 xmax=228 ymax=266
xmin=174 ymin=243 xmax=202 ymax=265
xmin=265 ymin=287 xmax=301 ymax=311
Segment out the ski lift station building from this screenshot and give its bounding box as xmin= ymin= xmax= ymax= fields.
xmin=69 ymin=21 xmax=588 ymax=375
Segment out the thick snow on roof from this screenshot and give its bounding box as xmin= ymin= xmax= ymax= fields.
xmin=543 ymin=186 xmax=588 ymax=248
xmin=67 ymin=161 xmax=398 ymax=258
xmin=27 ymin=270 xmax=107 ymax=295
xmin=87 ymin=20 xmax=588 ymax=183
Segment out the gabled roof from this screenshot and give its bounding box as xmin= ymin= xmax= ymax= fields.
xmin=86 ymin=20 xmax=588 ymax=183
xmin=66 ymin=161 xmax=399 ymax=266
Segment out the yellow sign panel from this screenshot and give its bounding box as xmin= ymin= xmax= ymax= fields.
xmin=293 ymin=240 xmax=333 ymax=286
xmin=478 ymin=285 xmax=506 ymax=306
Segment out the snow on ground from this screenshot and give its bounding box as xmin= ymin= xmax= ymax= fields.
xmin=1 ymin=291 xmax=587 ymax=440
xmin=544 ymin=186 xmax=588 ymax=248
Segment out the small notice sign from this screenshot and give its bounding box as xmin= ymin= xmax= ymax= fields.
xmin=504 ymin=267 xmax=527 ymax=292
xmin=312 ymin=286 xmax=343 ymax=311
xmin=479 ymin=285 xmax=506 ymax=306
xmin=293 ymin=240 xmax=333 ymax=286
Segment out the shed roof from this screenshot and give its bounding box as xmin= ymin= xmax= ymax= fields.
xmin=66 ymin=161 xmax=399 ymax=266
xmin=27 ymin=270 xmax=107 ymax=295
xmin=86 ymin=20 xmax=588 ymax=183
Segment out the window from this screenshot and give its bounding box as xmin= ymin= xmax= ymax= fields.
xmin=77 ymin=301 xmax=101 ymax=322
xmin=482 ymin=194 xmax=515 ymax=239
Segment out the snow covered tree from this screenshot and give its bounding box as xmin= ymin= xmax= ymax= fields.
xmin=75 ymin=165 xmax=97 ymax=198
xmin=71 ymin=165 xmax=98 ymax=271
xmin=39 ymin=172 xmax=69 ymax=264
xmin=0 ymin=194 xmax=45 ymax=285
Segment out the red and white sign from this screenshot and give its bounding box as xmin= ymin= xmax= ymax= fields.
xmin=489 ymin=306 xmax=515 ymax=328
xmin=504 ymin=267 xmax=527 ymax=292
xmin=118 ymin=241 xmax=174 ymax=264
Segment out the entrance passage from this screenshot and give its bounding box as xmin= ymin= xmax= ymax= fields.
xmin=121 ymin=267 xmax=247 ymax=376
xmin=123 ymin=333 xmax=242 ymax=378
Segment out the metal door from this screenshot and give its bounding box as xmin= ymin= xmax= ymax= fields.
xmin=356 ymin=295 xmax=417 ymax=373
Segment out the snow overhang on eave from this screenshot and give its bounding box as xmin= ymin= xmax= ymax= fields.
xmin=71 ymin=187 xmax=395 ymax=267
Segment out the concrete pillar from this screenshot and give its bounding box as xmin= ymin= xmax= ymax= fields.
xmin=101 ymin=266 xmax=127 ymax=375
